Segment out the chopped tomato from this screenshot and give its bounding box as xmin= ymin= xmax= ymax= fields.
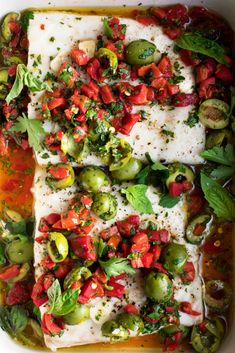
xmin=54 ymin=259 xmax=74 ymax=279
xmin=116 ymin=215 xmax=140 ymax=236
xmin=47 ymin=213 xmax=61 ymax=225
xmin=107 ymin=234 xmax=122 ymax=248
xmin=73 ymin=125 xmax=87 ymax=143
xmin=6 ymin=282 xmax=31 ymax=305
xmin=165 ymin=4 xmax=189 ymax=26
xmin=100 ymin=85 xmax=116 ymax=104
xmin=42 ymin=313 xmax=64 ymax=336
xmin=169 ymin=182 xmax=184 ymax=197
xmin=43 ymin=273 xmax=55 ymax=291
xmin=151 ymin=244 xmax=161 ymax=263
xmin=131 ymin=232 xmax=150 ymax=255
xmin=0 ymin=264 xmax=20 ymax=281
xmin=167 ymin=84 xmax=180 ymax=95
xmin=87 ymin=58 xmax=101 ymax=81
xmin=80 ymin=195 xmax=93 ymax=206
xmin=136 ymin=15 xmax=157 ymax=26
xmin=70 ymin=235 xmax=97 ymax=261
xmin=48 ymin=166 xmax=68 ymax=180
xmin=60 ymin=209 xmax=81 ymax=230
xmin=141 ymin=252 xmax=153 ymax=268
xmin=216 ymin=64 xmax=234 ymax=82
xmin=137 ymin=63 xmax=162 ymax=79
xmin=198 ymin=77 xmax=216 ymax=98
xmin=58 ymin=62 xmax=79 ymax=87
xmin=163 ymin=331 xmax=183 ymax=352
xmin=105 ymin=41 xmax=125 ymax=60
xmin=81 ymin=80 xmax=99 ymax=100
xmin=196 ymin=64 xmax=213 ymax=83
xmin=70 ymin=94 xmax=91 ymax=114
xmin=78 ymin=277 xmax=104 ymax=304
xmin=106 ymin=17 xmax=126 ymax=41
xmin=41 ymin=256 xmax=56 ymax=270
xmin=179 ymin=302 xmax=201 ymax=316
xmin=151 ymin=77 xmax=168 ymax=89
xmin=149 ymin=229 xmax=170 ymax=243
xmin=179 ymin=49 xmax=201 ymax=66
xmin=121 ymin=243 xmax=131 ymax=257
xmin=180 ymin=261 xmax=195 ymax=282
xmin=186 ymin=190 xmax=205 ymax=216
xmin=105 ymin=281 xmax=125 ymax=298
xmin=150 ymin=7 xmax=167 ymax=20
xmin=35 ymin=232 xmax=49 ymax=244
xmin=31 ymin=281 xmax=48 ymax=307
xmin=154 ymin=262 xmax=169 ymax=274
xmin=193 ymin=223 xmax=206 ymax=236
xmin=114 ymin=113 xmax=141 ymax=135
xmin=127 ymin=84 xmax=149 ymax=105
xmin=172 ymin=93 xmax=199 ymax=107
xmin=94 ymin=267 xmax=108 ymax=284
xmin=158 ymin=56 xmax=172 ymax=78
xmin=100 ymin=225 xmax=120 ymax=240
xmin=47 ymin=98 xmax=66 ymax=111
xmin=70 ymin=48 xmax=88 ymax=66
xmin=124 ymin=304 xmax=139 ymax=314
xmin=163 ymin=27 xmax=182 ymax=40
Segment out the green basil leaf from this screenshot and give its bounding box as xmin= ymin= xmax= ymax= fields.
xmin=10 ymin=306 xmax=28 ymax=333
xmin=136 ymin=165 xmax=151 ymax=185
xmin=20 ymin=11 xmax=34 ymax=32
xmin=0 ymin=307 xmax=13 ymax=335
xmin=103 ymin=18 xmax=114 ymax=39
xmin=175 ymin=32 xmax=227 ymax=65
xmin=201 ymin=144 xmax=235 ymax=167
xmin=99 ymin=257 xmax=135 ymax=278
xmin=48 ymin=279 xmax=79 ymax=316
xmin=210 ymin=165 xmax=235 ymax=180
xmin=121 ymin=184 xmax=153 ymax=214
xmin=200 ymin=173 xmax=235 ymax=221
xmin=47 ymin=279 xmax=62 ymax=314
xmin=159 ymin=194 xmax=180 ymax=208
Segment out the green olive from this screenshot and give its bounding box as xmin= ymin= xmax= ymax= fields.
xmin=166 ymin=163 xmax=194 ymax=188
xmin=88 ymin=120 xmax=111 ymax=144
xmin=161 ymin=324 xmax=189 ymax=340
xmin=47 ymin=232 xmax=69 ymax=263
xmin=206 ymin=129 xmax=233 ymax=149
xmin=4 ymin=209 xmax=23 ymax=222
xmin=61 ymin=133 xmax=89 ymax=161
xmin=116 ymin=313 xmax=144 ymax=334
xmin=186 ymin=214 xmax=213 ymax=245
xmin=0 ymin=68 xmax=8 ymax=84
xmin=199 ymin=99 xmax=230 ymax=129
xmin=78 ymin=166 xmax=109 ymax=193
xmin=190 ymin=318 xmax=224 ymax=353
xmin=125 ymin=39 xmax=158 ymax=66
xmin=11 ymin=262 xmax=31 ymax=282
xmin=64 ymin=266 xmax=92 ymax=290
xmin=92 ymin=192 xmax=117 ymax=220
xmin=161 ymin=243 xmax=188 ymax=273
xmin=108 ymin=138 xmax=132 ymax=171
xmin=63 ymin=303 xmax=90 ymax=325
xmin=97 ymin=48 xmax=118 ymax=73
xmin=46 ymin=164 xmax=75 ymax=190
xmin=101 ymin=320 xmax=129 ymax=341
xmin=6 ymin=238 xmax=33 ymax=264
xmin=205 ymin=280 xmax=232 ymax=312
xmin=1 ymin=12 xmax=20 ymax=42
xmin=111 ymin=158 xmax=142 ymax=181
xmin=145 ymin=272 xmax=173 ymax=302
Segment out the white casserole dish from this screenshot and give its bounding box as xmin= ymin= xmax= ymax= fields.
xmin=0 ymin=0 xmax=234 ymax=352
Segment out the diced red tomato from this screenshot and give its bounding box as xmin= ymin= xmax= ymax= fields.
xmin=169 ymin=182 xmax=184 ymax=197
xmin=41 ymin=256 xmax=56 ymax=270
xmin=136 ymin=15 xmax=157 ymax=26
xmin=54 ymin=259 xmax=74 ymax=279
xmin=198 ymin=77 xmax=216 ymax=98
xmin=115 ymin=113 xmax=141 ymax=135
xmin=87 ymin=58 xmax=101 ymax=81
xmin=179 ymin=302 xmax=201 ymax=316
xmin=167 ymin=84 xmax=180 ymax=95
xmin=131 ymin=257 xmax=144 ymax=269
xmin=99 ymin=225 xmax=119 ymax=240
xmin=48 ymin=166 xmax=68 ymax=180
xmin=38 ymin=218 xmax=49 ymax=232
xmin=116 ymin=215 xmax=140 ymax=237
xmin=110 ymin=273 xmax=126 ymax=282
xmin=94 ymin=267 xmax=108 ymax=284
xmin=31 ymin=281 xmax=48 ymax=307
xmin=58 ymin=62 xmax=79 ymax=87
xmin=196 ymin=64 xmax=213 ymax=83
xmin=8 ymin=64 xmax=17 ymax=77
xmin=179 ymin=49 xmax=201 ymax=66
xmin=73 ymin=125 xmax=87 ymax=143
xmin=163 ymin=331 xmax=183 ymax=352
xmin=151 ymin=244 xmax=161 ymax=263
xmin=105 ymin=281 xmax=125 ymax=298
xmin=141 ymin=252 xmax=153 ymax=268
xmin=70 ymin=94 xmax=91 ymax=114
xmin=47 ymin=213 xmax=61 ymax=225
xmin=163 ymin=27 xmax=182 ymax=40
xmin=149 ymin=229 xmax=170 ymax=243
xmin=127 ymin=84 xmax=149 ymax=105
xmin=41 ymin=313 xmax=64 ymax=336
xmin=107 ymin=234 xmax=122 ymax=248
xmin=131 ymin=232 xmax=150 ymax=255
xmin=166 ymin=4 xmax=189 ymax=26
xmin=70 ymin=235 xmax=97 ymax=261
xmin=81 ymin=81 xmax=99 ymax=100
xmin=60 ymin=209 xmax=81 ymax=230
xmin=70 ymin=48 xmax=88 ymax=66
xmin=106 ymin=17 xmax=126 ymax=41
xmin=150 ymin=7 xmax=167 ymax=20
xmin=172 ymin=93 xmax=199 ymax=107
xmin=151 ymin=77 xmax=168 ymax=89
xmin=47 ymin=98 xmax=66 ymax=111
xmin=105 ymin=41 xmax=125 ymax=61
xmin=43 ymin=273 xmax=55 ymax=291
xmin=80 ymin=195 xmax=93 ymax=206
xmin=153 ymin=262 xmax=169 ymax=274
xmin=158 ymin=56 xmax=172 ymax=78
xmin=180 ymin=261 xmax=195 ymax=282
xmin=78 ymin=277 xmax=104 ymax=304
xmin=0 ymin=264 xmax=20 ymax=281
xmin=182 ymin=180 xmax=193 ymax=191
xmin=137 ymin=63 xmax=162 ymax=79
xmin=216 ymin=64 xmax=234 ymax=82
xmin=6 ymin=282 xmax=31 ymax=305
xmin=35 ymin=232 xmax=49 ymax=244
xmin=124 ymin=304 xmax=139 ymax=314
xmin=121 ymin=243 xmax=131 ymax=257
xmin=100 ymin=85 xmax=116 ymax=104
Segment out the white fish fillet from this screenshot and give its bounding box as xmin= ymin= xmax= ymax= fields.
xmin=27 ymin=12 xmax=205 ymax=166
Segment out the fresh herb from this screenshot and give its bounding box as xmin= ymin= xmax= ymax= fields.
xmin=175 ymin=32 xmax=227 ymax=65
xmin=0 ymin=243 xmax=6 ymax=265
xmin=58 ymin=64 xmax=73 ymax=86
xmin=159 ymin=194 xmax=180 ymax=208
xmin=6 ymin=64 xmax=52 ymax=104
xmin=0 ymin=306 xmax=28 ymax=336
xmin=184 ymin=108 xmax=199 ymax=128
xmin=136 ymin=158 xmax=169 ymax=186
xmin=103 ymin=18 xmax=114 ymax=39
xmin=139 ymin=47 xmax=155 ymax=60
xmin=20 ymin=11 xmax=34 ymax=32
xmin=121 ymin=184 xmax=153 ymax=214
xmin=99 ymin=257 xmax=135 ymax=278
xmin=96 ymin=238 xmax=108 ymax=258
xmin=169 ymin=74 xmax=185 ymax=84
xmin=161 ymin=129 xmax=175 ymax=138
xmin=200 ymin=173 xmax=235 ymax=221
xmin=48 ymin=279 xmax=79 ymax=316
xmin=11 ymin=113 xmax=46 ymax=152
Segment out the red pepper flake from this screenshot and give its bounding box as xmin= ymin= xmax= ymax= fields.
xmin=40 ymin=24 xmax=45 ymax=30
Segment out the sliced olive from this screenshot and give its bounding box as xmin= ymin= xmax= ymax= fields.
xmin=6 ymin=238 xmax=33 ymax=264
xmin=199 ymin=99 xmax=230 ymax=129
xmin=145 ymin=272 xmax=173 ymax=302
xmin=101 ymin=319 xmax=129 ymax=341
xmin=61 ymin=134 xmax=89 ymax=161
xmin=109 ymin=138 xmax=132 ymax=171
xmin=97 ymin=48 xmax=118 ymax=73
xmin=64 ymin=266 xmax=92 ymax=290
xmin=88 ymin=119 xmax=111 ymax=144
xmin=46 ymin=164 xmax=75 ymax=190
xmin=205 ymin=280 xmax=232 ymax=312
xmin=0 ymin=69 xmax=8 ymax=83
xmin=4 ymin=209 xmax=23 ymax=222
xmin=166 ymin=163 xmax=194 ymax=188
xmin=161 ymin=324 xmax=189 ymax=340
xmin=92 ymin=192 xmax=117 ymax=220
xmin=117 ymin=313 xmax=144 ymax=334
xmin=161 ymin=243 xmax=188 ymax=273
xmin=190 ymin=318 xmax=224 ymax=353
xmin=125 ymin=39 xmax=158 ymax=66
xmin=78 ymin=166 xmax=109 ymax=193
xmin=47 ymin=232 xmax=68 ymax=263
xmin=111 ymin=157 xmax=142 ymax=181
xmin=186 ymin=214 xmax=213 ymax=245
xmin=64 ymin=303 xmax=90 ymax=325
xmin=1 ymin=12 xmax=20 ymax=42
xmin=206 ymin=129 xmax=233 ymax=149
xmin=11 ymin=262 xmax=31 ymax=282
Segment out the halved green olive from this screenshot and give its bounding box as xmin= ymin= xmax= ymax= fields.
xmin=101 ymin=320 xmax=129 ymax=341
xmin=11 ymin=262 xmax=31 ymax=282
xmin=111 ymin=157 xmax=142 ymax=181
xmin=0 ymin=83 xmax=8 ymax=100
xmin=206 ymin=129 xmax=233 ymax=149
xmin=64 ymin=266 xmax=92 ymax=290
xmin=0 ymin=68 xmax=8 ymax=83
xmin=205 ymin=280 xmax=232 ymax=312
xmin=145 ymin=272 xmax=173 ymax=302
xmin=161 ymin=324 xmax=189 ymax=340
xmin=186 ymin=214 xmax=213 ymax=245
xmin=47 ymin=232 xmax=68 ymax=263
xmin=161 ymin=243 xmax=188 ymax=273
xmin=78 ymin=166 xmax=109 ymax=193
xmin=109 ymin=138 xmax=132 ymax=171
xmin=6 ymin=238 xmax=33 ymax=264
xmin=61 ymin=134 xmax=89 ymax=161
xmin=97 ymin=48 xmax=118 ymax=73
xmin=46 ymin=164 xmax=75 ymax=190
xmin=190 ymin=318 xmax=224 ymax=353
xmin=88 ymin=119 xmax=111 ymax=144
xmin=1 ymin=12 xmax=20 ymax=42
xmin=125 ymin=39 xmax=158 ymax=66
xmin=199 ymin=99 xmax=230 ymax=129
xmin=116 ymin=313 xmax=144 ymax=334
xmin=166 ymin=163 xmax=194 ymax=188
xmin=92 ymin=192 xmax=118 ymax=220
xmin=4 ymin=209 xmax=23 ymax=222
xmin=63 ymin=303 xmax=90 ymax=325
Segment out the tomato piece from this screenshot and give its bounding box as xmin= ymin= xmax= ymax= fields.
xmin=141 ymin=252 xmax=153 ymax=268
xmin=180 ymin=261 xmax=195 ymax=282
xmin=60 ymin=209 xmax=82 ymax=230
xmin=70 ymin=48 xmax=88 ymax=66
xmin=149 ymin=229 xmax=170 ymax=243
xmin=172 ymin=93 xmax=199 ymax=107
xmin=121 ymin=243 xmax=131 ymax=257
xmin=31 ymin=281 xmax=48 ymax=307
xmin=136 ymin=15 xmax=157 ymax=26
xmin=80 ymin=195 xmax=93 ymax=206
xmin=106 ymin=17 xmax=126 ymax=41
xmin=73 ymin=125 xmax=87 ymax=143
xmin=153 ymin=262 xmax=169 ymax=274
xmin=87 ymin=58 xmax=101 ymax=81
xmin=216 ymin=64 xmax=234 ymax=82
xmin=124 ymin=304 xmax=139 ymax=314
xmin=107 ymin=234 xmax=122 ymax=248
xmin=70 ymin=94 xmax=91 ymax=114
xmin=163 ymin=27 xmax=182 ymax=40
xmin=35 ymin=232 xmax=49 ymax=244
xmin=193 ymin=223 xmax=206 ymax=236
xmin=151 ymin=244 xmax=161 ymax=263
xmin=137 ymin=63 xmax=162 ymax=79
xmin=179 ymin=301 xmax=201 ymax=316
xmin=99 ymin=225 xmax=119 ymax=240
xmin=41 ymin=256 xmax=56 ymax=270
xmin=48 ymin=166 xmax=68 ymax=180
xmin=151 ymin=77 xmax=168 ymax=89
xmin=47 ymin=98 xmax=66 ymax=111
xmin=198 ymin=77 xmax=216 ymax=98
xmin=166 ymin=4 xmax=189 ymax=26
xmin=169 ymin=182 xmax=184 ymax=197
xmin=105 ymin=41 xmax=125 ymax=61
xmin=47 ymin=213 xmax=61 ymax=225
xmin=115 ymin=113 xmax=141 ymax=135
xmin=54 ymin=259 xmax=74 ymax=279
xmin=131 ymin=257 xmax=144 ymax=269
xmin=196 ymin=64 xmax=213 ymax=83
xmin=127 ymin=84 xmax=149 ymax=105
xmin=94 ymin=267 xmax=108 ymax=284
xmin=105 ymin=281 xmax=125 ymax=298
xmin=116 ymin=215 xmax=139 ymax=237
xmin=179 ymin=49 xmax=201 ymax=66
xmin=43 ymin=273 xmax=55 ymax=291
xmin=151 ymin=7 xmax=167 ymax=20
xmin=131 ymin=232 xmax=150 ymax=255
xmin=59 ymin=62 xmax=79 ymax=87
xmin=0 ymin=264 xmax=20 ymax=281
xmin=167 ymin=84 xmax=180 ymax=95
xmin=163 ymin=332 xmax=183 ymax=352
xmin=78 ymin=277 xmax=104 ymax=304
xmin=42 ymin=313 xmax=64 ymax=336
xmin=81 ymin=80 xmax=99 ymax=100
xmin=158 ymin=56 xmax=172 ymax=78
xmin=70 ymin=235 xmax=97 ymax=261
xmin=100 ymin=85 xmax=116 ymax=104
xmin=6 ymin=282 xmax=31 ymax=305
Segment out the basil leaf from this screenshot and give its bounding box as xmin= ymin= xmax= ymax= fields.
xmin=20 ymin=11 xmax=34 ymax=32
xmin=0 ymin=307 xmax=13 ymax=335
xmin=0 ymin=243 xmax=6 ymax=265
xmin=201 ymin=144 xmax=235 ymax=167
xmin=10 ymin=306 xmax=28 ymax=333
xmin=121 ymin=184 xmax=153 ymax=214
xmin=136 ymin=165 xmax=151 ymax=184
xmin=200 ymin=173 xmax=235 ymax=221
xmin=210 ymin=165 xmax=235 ymax=180
xmin=48 ymin=279 xmax=79 ymax=316
xmin=99 ymin=257 xmax=135 ymax=278
xmin=103 ymin=18 xmax=114 ymax=39
xmin=175 ymin=32 xmax=227 ymax=65
xmin=159 ymin=194 xmax=180 ymax=208
xmin=6 ymin=64 xmax=52 ymax=104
